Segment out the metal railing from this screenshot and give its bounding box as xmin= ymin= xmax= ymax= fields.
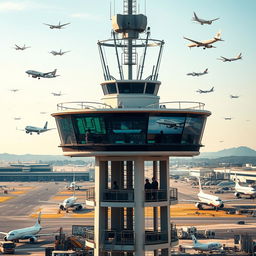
xmin=145 ymin=189 xmax=167 ymax=202
xmin=85 ymin=187 xmax=95 ymax=201
xmin=57 ymin=101 xmax=112 ymax=111
xmin=170 ymin=187 xmax=178 ymax=202
xmin=103 ymin=230 xmax=135 ymax=245
xmin=170 ymin=223 xmax=178 ymax=243
xmin=103 ymin=189 xmax=134 ymax=202
xmin=145 ymin=231 xmax=168 ymax=245
xmin=85 ymin=229 xmax=95 ymax=242
xmin=146 ymin=101 xmax=205 ymax=110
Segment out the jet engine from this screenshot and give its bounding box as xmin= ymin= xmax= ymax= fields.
xmin=75 ymin=204 xmax=83 ymax=211
xmin=195 ymin=203 xmax=203 ymax=210
xmin=4 ymin=236 xmax=8 ymax=241
xmin=219 ymin=203 xmax=224 ymax=208
xmin=29 ymin=236 xmax=38 ymax=243
xmin=234 ymin=192 xmax=241 ymax=198
xmin=59 ymin=205 xmax=65 ymax=211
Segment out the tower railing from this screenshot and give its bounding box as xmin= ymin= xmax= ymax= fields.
xmin=146 ymin=101 xmax=205 ymax=110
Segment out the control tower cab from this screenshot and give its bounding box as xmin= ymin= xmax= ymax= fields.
xmin=52 ymin=1 xmax=211 ymax=256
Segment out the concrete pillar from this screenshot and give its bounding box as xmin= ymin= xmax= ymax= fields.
xmin=127 ymin=161 xmax=133 ymax=230
xmin=134 ymin=157 xmax=145 ymax=256
xmin=94 ymin=157 xmax=108 ymax=256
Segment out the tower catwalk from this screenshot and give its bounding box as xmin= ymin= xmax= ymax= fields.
xmin=52 ymin=1 xmax=211 ymax=255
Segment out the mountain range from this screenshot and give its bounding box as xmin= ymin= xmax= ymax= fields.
xmin=0 ymin=146 xmax=255 ymax=162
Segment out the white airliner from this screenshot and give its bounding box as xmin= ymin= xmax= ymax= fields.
xmin=234 ymin=176 xmax=256 ymax=198
xmin=14 ymin=44 xmax=31 ymax=50
xmin=184 ymin=32 xmax=223 ymax=49
xmin=26 ymin=69 xmax=59 ymax=79
xmin=0 ymin=212 xmax=53 ymax=243
xmin=66 ymin=174 xmax=85 ymax=190
xmin=196 ymin=87 xmax=214 ymax=94
xmin=40 ymin=192 xmax=83 ymax=212
xmin=183 ymin=179 xmax=234 ymax=210
xmin=43 ymin=21 xmax=70 ymax=29
xmin=218 ymin=53 xmax=242 ymax=62
xmin=187 ymin=68 xmax=208 ymax=77
xmin=192 ymin=12 xmax=219 ymax=25
xmin=50 ymin=49 xmax=70 ymax=56
xmin=24 ymin=122 xmax=55 ymax=135
xmin=51 ymin=91 xmax=65 ymax=96
xmin=230 ymin=95 xmax=240 ymax=99
xmin=156 ymin=119 xmax=184 ymax=129
xmin=190 ymin=235 xmax=222 ymax=252
xmin=9 ymin=89 xmax=20 ymax=93
xmin=224 ymin=117 xmax=232 ymax=120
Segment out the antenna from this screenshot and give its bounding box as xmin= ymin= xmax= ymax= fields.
xmin=110 ymin=1 xmax=112 ymax=20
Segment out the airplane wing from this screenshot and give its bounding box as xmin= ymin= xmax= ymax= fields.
xmin=45 ymin=128 xmax=56 ymax=131
xmin=39 ymin=200 xmax=58 ymax=205
xmin=43 ymin=23 xmax=52 ymax=26
xmin=222 ymin=199 xmax=242 ymax=203
xmin=210 ymin=18 xmax=220 ymax=22
xmin=15 ymin=44 xmax=19 ymax=48
xmin=60 ymin=22 xmax=70 ymax=27
xmin=16 ymin=127 xmax=25 ymax=131
xmin=0 ymin=231 xmax=8 ymax=235
xmin=220 ymin=56 xmax=228 ymax=60
xmin=183 ymin=37 xmax=202 ymax=45
xmin=35 ymin=232 xmax=59 ymax=237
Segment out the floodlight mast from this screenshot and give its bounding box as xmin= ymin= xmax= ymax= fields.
xmin=98 ymin=0 xmax=164 ymax=81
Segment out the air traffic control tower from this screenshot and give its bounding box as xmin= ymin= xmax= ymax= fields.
xmin=52 ymin=1 xmax=211 ymax=255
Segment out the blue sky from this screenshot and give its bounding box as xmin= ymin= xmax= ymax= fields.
xmin=0 ymin=0 xmax=255 ymax=155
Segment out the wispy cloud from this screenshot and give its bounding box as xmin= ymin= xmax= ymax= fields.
xmin=70 ymin=13 xmax=102 ymax=21
xmin=0 ymin=2 xmax=27 ymax=11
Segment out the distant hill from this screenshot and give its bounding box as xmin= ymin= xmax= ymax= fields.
xmin=199 ymin=146 xmax=256 ymax=158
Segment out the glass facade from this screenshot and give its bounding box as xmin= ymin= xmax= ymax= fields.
xmin=55 ymin=112 xmax=206 ymax=149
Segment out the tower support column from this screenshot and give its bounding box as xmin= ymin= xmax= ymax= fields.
xmin=134 ymin=157 xmax=145 ymax=256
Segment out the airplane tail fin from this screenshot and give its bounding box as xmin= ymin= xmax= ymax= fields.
xmin=198 ymin=178 xmax=202 ymax=192
xmin=36 ymin=212 xmax=41 ymax=226
xmin=237 ymin=53 xmax=242 ymax=59
xmin=191 ymin=235 xmax=198 ymax=245
xmin=211 ymin=87 xmax=214 ymax=91
xmin=192 ymin=12 xmax=198 ymax=21
xmin=44 ymin=121 xmax=48 ymax=129
xmin=204 ymin=68 xmax=208 ymax=73
xmin=52 ymin=69 xmax=57 ymax=76
xmin=214 ymin=31 xmax=222 ymax=40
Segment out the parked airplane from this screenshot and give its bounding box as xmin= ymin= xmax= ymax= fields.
xmin=192 ymin=12 xmax=219 ymax=25
xmin=234 ymin=176 xmax=256 ymax=198
xmin=66 ymin=174 xmax=85 ymax=190
xmin=26 ymin=69 xmax=59 ymax=79
xmin=43 ymin=21 xmax=70 ymax=29
xmin=190 ymin=235 xmax=222 ymax=252
xmin=51 ymin=91 xmax=64 ymax=96
xmin=187 ymin=68 xmax=208 ymax=77
xmin=196 ymin=87 xmax=214 ymax=94
xmin=218 ymin=53 xmax=242 ymax=62
xmin=50 ymin=49 xmax=70 ymax=56
xmin=230 ymin=95 xmax=240 ymax=99
xmin=184 ymin=32 xmax=223 ymax=49
xmin=182 ymin=179 xmax=234 ymax=210
xmin=0 ymin=212 xmax=53 ymax=243
xmin=14 ymin=44 xmax=31 ymax=50
xmin=40 ymin=191 xmax=83 ymax=212
xmin=24 ymin=122 xmax=55 ymax=135
xmin=156 ymin=119 xmax=184 ymax=129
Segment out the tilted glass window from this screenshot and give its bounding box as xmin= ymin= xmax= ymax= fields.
xmin=181 ymin=116 xmax=205 ymax=145
xmin=56 ymin=116 xmax=77 ymax=144
xmin=118 ymin=83 xmax=145 ymax=93
xmin=145 ymin=83 xmax=156 ymax=94
xmin=106 ymin=83 xmax=117 ymax=94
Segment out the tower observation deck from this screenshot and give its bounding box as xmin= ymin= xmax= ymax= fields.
xmin=52 ymin=0 xmax=211 ymax=255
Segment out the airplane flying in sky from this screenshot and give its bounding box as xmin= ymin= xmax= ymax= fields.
xmin=9 ymin=89 xmax=20 ymax=93
xmin=218 ymin=53 xmax=242 ymax=62
xmin=26 ymin=69 xmax=59 ymax=79
xmin=196 ymin=87 xmax=214 ymax=94
xmin=156 ymin=119 xmax=184 ymax=129
xmin=49 ymin=49 xmax=70 ymax=56
xmin=182 ymin=179 xmax=234 ymax=210
xmin=189 ymin=235 xmax=222 ymax=252
xmin=192 ymin=12 xmax=219 ymax=25
xmin=51 ymin=91 xmax=65 ymax=96
xmin=230 ymin=95 xmax=240 ymax=99
xmin=184 ymin=32 xmax=223 ymax=49
xmin=40 ymin=112 xmax=48 ymax=114
xmin=234 ymin=176 xmax=256 ymax=198
xmin=13 ymin=117 xmax=22 ymax=121
xmin=187 ymin=68 xmax=208 ymax=77
xmin=0 ymin=212 xmax=53 ymax=243
xmin=13 ymin=44 xmax=31 ymax=50
xmin=224 ymin=117 xmax=232 ymax=120
xmin=22 ymin=122 xmax=55 ymax=135
xmin=43 ymin=21 xmax=70 ymax=29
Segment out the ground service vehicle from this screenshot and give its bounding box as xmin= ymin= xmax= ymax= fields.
xmin=0 ymin=241 xmax=15 ymax=254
